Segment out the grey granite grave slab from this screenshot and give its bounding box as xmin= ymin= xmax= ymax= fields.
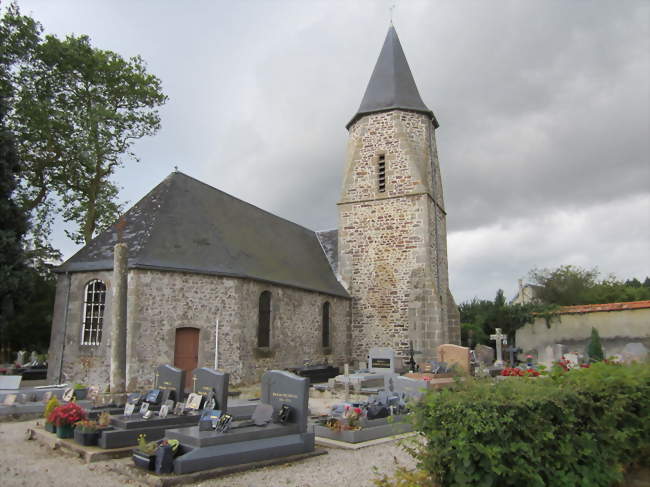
xmin=156 ymin=365 xmax=185 ymax=402
xmin=368 ymin=348 xmax=395 ymax=374
xmin=312 ymin=416 xmax=412 ymax=443
xmin=261 ymin=370 xmax=309 ymax=432
xmin=99 ymin=413 xmax=201 ymax=449
xmin=193 ymin=368 xmax=228 ymax=411
xmin=173 ymin=432 xmax=315 ymax=475
xmin=166 ymin=370 xmax=313 ymax=475
xmin=0 ymin=376 xmax=22 ymax=389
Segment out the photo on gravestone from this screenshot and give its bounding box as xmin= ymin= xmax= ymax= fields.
xmin=173 ymin=403 xmax=185 ymax=416
xmin=62 ymin=388 xmax=74 ymax=402
xmin=159 ymin=405 xmax=169 ymax=418
xmin=203 ymin=392 xmax=216 ymax=411
xmin=124 ymin=403 xmax=135 ymax=416
xmin=165 ymin=399 xmax=175 ymax=410
xmin=185 ymin=393 xmax=202 ymax=410
xmin=139 ymin=402 xmax=149 ymax=414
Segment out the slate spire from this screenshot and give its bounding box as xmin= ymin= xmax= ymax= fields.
xmin=347 ymin=25 xmax=437 ymax=129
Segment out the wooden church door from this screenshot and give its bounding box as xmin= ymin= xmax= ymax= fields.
xmin=174 ymin=327 xmax=199 ymax=391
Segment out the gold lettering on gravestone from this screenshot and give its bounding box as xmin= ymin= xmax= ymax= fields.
xmin=159 ymin=380 xmax=172 ymax=390
xmin=271 ymin=392 xmax=298 ymax=403
xmin=372 ymin=358 xmax=391 ymax=368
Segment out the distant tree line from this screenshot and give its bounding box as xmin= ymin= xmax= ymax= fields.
xmin=0 ymin=2 xmax=167 ymax=360
xmin=460 ymin=265 xmax=650 ymax=348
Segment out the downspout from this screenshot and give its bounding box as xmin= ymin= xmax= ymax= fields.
xmin=58 ymin=272 xmax=72 ymax=384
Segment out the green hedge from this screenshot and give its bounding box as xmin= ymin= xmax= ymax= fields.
xmin=408 ymin=363 xmax=650 ymax=487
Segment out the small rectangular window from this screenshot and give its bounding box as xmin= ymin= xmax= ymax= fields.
xmin=378 ymin=155 xmax=386 ymax=192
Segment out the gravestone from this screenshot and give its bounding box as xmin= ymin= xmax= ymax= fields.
xmin=392 ymin=375 xmax=428 ymax=402
xmin=437 ymin=344 xmax=470 ymax=373
xmin=166 ymin=370 xmax=314 ymax=474
xmin=193 ymin=368 xmax=229 ymax=412
xmin=368 ymin=348 xmax=395 ymax=374
xmin=621 ymin=342 xmax=648 ymax=363
xmin=156 ymin=365 xmax=185 ymax=402
xmin=261 ymin=370 xmax=309 ymax=432
xmin=475 ymin=345 xmax=494 ymax=366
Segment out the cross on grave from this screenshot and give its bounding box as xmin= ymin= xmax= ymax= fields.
xmin=489 ymin=328 xmax=508 ymax=367
xmin=192 ymin=375 xmax=198 ymax=393
xmin=505 ymin=345 xmax=522 ymax=367
xmin=154 ymin=370 xmax=159 ymax=388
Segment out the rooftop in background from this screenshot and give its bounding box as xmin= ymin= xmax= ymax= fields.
xmin=347 ymin=25 xmax=437 ymax=129
xmin=555 ymin=301 xmax=650 ymax=314
xmin=57 ymin=171 xmax=349 ymax=298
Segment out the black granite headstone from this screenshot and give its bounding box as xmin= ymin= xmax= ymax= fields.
xmin=156 ymin=365 xmax=185 ymax=402
xmin=260 ymin=370 xmax=309 ymax=432
xmin=193 ymin=368 xmax=229 ymax=412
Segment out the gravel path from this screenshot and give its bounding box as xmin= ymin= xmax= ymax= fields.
xmin=0 ymin=419 xmax=417 ymax=487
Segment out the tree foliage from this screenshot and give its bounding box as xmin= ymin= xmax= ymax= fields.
xmin=587 ymin=327 xmax=604 ymax=362
xmin=2 ymin=3 xmax=168 ymax=250
xmin=459 ymin=290 xmax=543 ymax=346
xmin=529 ymin=265 xmax=650 ymax=306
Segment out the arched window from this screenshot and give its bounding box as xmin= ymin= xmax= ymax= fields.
xmin=257 ymin=291 xmax=271 ymax=348
xmin=322 ymin=301 xmax=331 ymax=348
xmin=81 ymin=279 xmax=106 ymax=345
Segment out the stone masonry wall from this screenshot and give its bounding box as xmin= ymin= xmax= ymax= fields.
xmin=47 ymin=271 xmax=114 ymax=386
xmin=338 ymin=110 xmax=456 ymax=362
xmin=49 ymin=269 xmax=350 ymax=388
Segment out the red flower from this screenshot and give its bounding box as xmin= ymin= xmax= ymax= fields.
xmin=48 ymin=402 xmax=87 ymax=427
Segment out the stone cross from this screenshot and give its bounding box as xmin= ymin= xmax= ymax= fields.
xmin=489 ymin=328 xmax=508 ymax=367
xmin=505 ymin=345 xmax=521 ymax=367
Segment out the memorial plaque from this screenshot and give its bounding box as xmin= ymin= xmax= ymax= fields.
xmin=3 ymin=394 xmax=17 ymax=406
xmin=139 ymin=402 xmax=149 ymax=414
xmin=62 ymin=388 xmax=74 ymax=402
xmin=124 ymin=403 xmax=135 ymax=416
xmin=145 ymin=389 xmax=162 ymax=404
xmin=159 ymin=405 xmax=170 ymax=418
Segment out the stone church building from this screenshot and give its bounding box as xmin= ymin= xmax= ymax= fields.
xmin=47 ymin=26 xmax=460 ymax=387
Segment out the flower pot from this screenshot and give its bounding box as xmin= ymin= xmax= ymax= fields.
xmin=132 ymin=449 xmax=156 ymax=471
xmin=74 ymin=429 xmax=99 ymax=446
xmin=44 ymin=422 xmax=57 ymax=434
xmin=56 ymin=424 xmax=74 ymax=439
xmin=73 ymin=388 xmax=88 ymax=400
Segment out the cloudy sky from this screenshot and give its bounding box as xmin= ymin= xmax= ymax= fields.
xmin=10 ymin=0 xmax=650 ymax=303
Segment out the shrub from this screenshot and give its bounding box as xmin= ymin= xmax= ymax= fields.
xmin=403 ymin=362 xmax=650 ymax=487
xmin=587 ymin=327 xmax=605 ymax=362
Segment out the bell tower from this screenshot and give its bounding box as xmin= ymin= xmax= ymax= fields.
xmin=338 ymin=26 xmax=460 ymax=362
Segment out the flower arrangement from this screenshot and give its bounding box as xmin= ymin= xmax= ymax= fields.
xmin=137 ymin=434 xmax=158 ymax=455
xmin=74 ymin=419 xmax=98 ymax=433
xmin=500 ymin=367 xmax=540 ymax=377
xmin=72 ymin=383 xmax=87 ymax=390
xmin=48 ymin=402 xmax=87 ymax=427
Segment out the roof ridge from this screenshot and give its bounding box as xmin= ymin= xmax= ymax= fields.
xmin=171 ymin=171 xmax=320 ymax=237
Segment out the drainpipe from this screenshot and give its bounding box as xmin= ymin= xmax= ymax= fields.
xmin=58 ymin=272 xmax=72 ymax=384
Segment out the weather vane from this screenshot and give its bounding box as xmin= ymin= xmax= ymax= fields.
xmin=174 ymin=165 xmax=179 ymax=172
xmin=389 ymin=3 xmax=395 ymax=25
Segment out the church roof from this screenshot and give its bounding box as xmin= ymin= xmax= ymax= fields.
xmin=347 ymin=25 xmax=438 ymax=129
xmin=57 ymin=172 xmax=350 ymax=298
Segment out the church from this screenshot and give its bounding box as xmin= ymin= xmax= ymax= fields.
xmin=46 ymin=26 xmax=460 ymax=387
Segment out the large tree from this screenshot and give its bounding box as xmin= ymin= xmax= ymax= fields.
xmin=529 ymin=265 xmax=650 ymax=305
xmin=2 ymin=4 xmax=168 ymax=249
